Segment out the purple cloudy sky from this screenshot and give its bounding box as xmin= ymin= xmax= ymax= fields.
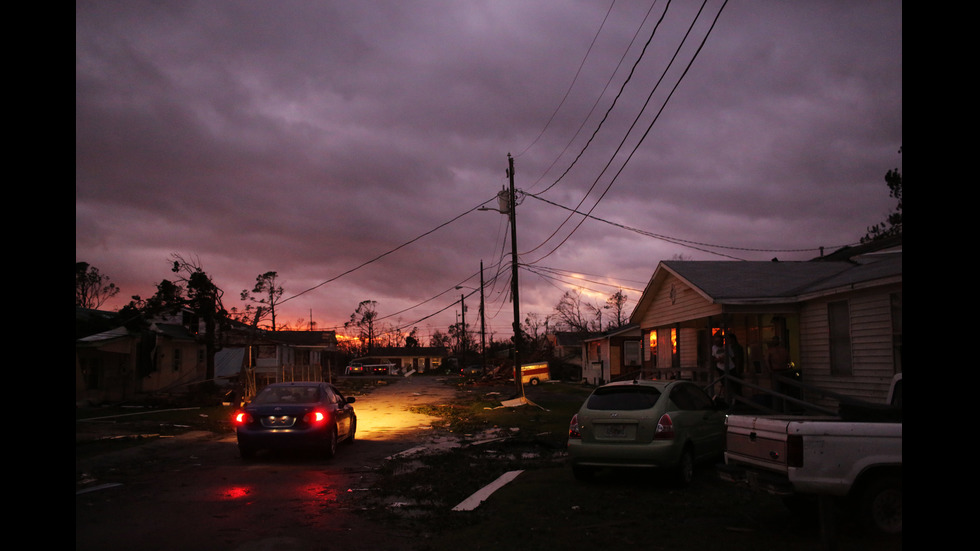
xmin=76 ymin=0 xmax=902 ymax=341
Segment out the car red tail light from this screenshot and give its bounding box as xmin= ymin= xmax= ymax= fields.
xmin=568 ymin=414 xmax=581 ymax=439
xmin=233 ymin=411 xmax=251 ymax=425
xmin=303 ymin=410 xmax=329 ymax=425
xmin=654 ymin=413 xmax=675 ymax=439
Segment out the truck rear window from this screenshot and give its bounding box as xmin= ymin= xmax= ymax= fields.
xmin=587 ymin=387 xmax=662 ymax=411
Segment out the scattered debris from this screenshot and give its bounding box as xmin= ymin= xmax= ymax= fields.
xmin=496 ymin=396 xmax=549 ymax=411
xmin=76 ymin=482 xmax=123 ymax=495
xmin=451 ymin=470 xmax=524 ymax=511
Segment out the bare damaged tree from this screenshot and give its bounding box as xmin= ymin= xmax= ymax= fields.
xmin=863 ymin=147 xmax=903 ymax=243
xmin=75 ymin=262 xmax=121 ymax=309
xmin=240 ymin=271 xmax=285 ymax=331
xmin=604 ymin=289 xmax=630 ymax=330
xmin=345 ymin=300 xmax=379 ymax=355
xmin=554 ymin=290 xmax=595 ymax=332
xmin=170 ymin=254 xmax=227 ymax=383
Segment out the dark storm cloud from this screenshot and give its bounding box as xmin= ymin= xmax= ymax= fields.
xmin=76 ymin=0 xmax=902 ymax=337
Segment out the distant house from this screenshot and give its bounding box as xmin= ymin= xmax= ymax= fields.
xmin=355 ymin=346 xmax=449 ymax=373
xmin=581 ymin=324 xmax=642 ymax=385
xmin=76 ymin=307 xmax=341 ymax=404
xmin=629 ymin=237 xmax=901 ymax=409
xmin=546 ymin=331 xmax=601 ymax=380
xmin=76 ymin=309 xmax=208 ymax=404
xmin=218 ymin=328 xmax=340 ymax=394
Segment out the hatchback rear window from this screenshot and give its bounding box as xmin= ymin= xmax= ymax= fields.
xmin=587 ymin=386 xmax=662 ymax=410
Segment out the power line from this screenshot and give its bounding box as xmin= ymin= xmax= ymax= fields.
xmin=516 ymin=0 xmax=618 ymax=159
xmin=530 ymin=0 xmax=670 ymax=196
xmin=280 ymin=194 xmax=499 ymax=306
xmin=523 ymin=0 xmax=730 ymax=265
xmin=524 ymin=192 xmax=856 ymax=258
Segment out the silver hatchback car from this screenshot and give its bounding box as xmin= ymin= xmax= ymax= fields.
xmin=567 ymin=379 xmax=726 ymax=485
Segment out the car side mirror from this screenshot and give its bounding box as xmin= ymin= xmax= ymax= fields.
xmin=346 ymin=396 xmax=356 ymax=404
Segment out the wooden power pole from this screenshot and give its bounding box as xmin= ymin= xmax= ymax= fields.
xmin=507 ymin=154 xmax=522 ymax=396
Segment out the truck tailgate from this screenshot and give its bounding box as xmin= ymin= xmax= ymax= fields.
xmin=725 ymin=416 xmax=795 ymax=472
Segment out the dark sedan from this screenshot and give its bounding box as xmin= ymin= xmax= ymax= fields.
xmin=233 ymin=381 xmax=356 ymax=460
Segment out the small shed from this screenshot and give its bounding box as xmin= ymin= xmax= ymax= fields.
xmin=581 ymin=325 xmax=642 ymax=385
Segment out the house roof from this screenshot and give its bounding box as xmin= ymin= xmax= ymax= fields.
xmin=150 ymin=322 xmax=197 ymax=340
xmin=633 ymin=247 xmax=902 ymax=318
xmin=267 ymin=330 xmax=338 ymax=347
xmin=76 ymin=325 xmax=133 ymax=346
xmin=661 ymin=260 xmax=851 ymax=302
xmin=551 ymin=331 xmax=602 ymax=347
xmin=583 ymin=324 xmax=641 ymax=343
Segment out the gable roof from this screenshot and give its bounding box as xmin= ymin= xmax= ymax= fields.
xmin=583 ymin=324 xmax=641 ymax=343
xmin=632 ymin=249 xmax=901 ymax=318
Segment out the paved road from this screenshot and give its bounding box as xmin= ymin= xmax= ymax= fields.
xmin=76 ymin=376 xmax=461 ymax=551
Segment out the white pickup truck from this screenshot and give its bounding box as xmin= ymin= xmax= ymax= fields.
xmin=718 ymin=373 xmax=902 ymax=535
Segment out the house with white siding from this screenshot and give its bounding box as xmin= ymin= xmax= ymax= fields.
xmin=628 ymin=237 xmax=901 ymax=410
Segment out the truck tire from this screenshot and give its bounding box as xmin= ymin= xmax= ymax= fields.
xmin=858 ymin=475 xmax=902 ymax=535
xmin=530 ymin=378 xmax=539 ymax=386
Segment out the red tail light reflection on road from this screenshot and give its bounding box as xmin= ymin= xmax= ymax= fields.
xmin=220 ymin=486 xmax=253 ymax=500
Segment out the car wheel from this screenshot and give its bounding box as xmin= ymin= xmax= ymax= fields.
xmin=858 ymin=475 xmax=902 ymax=535
xmin=673 ymin=446 xmax=695 ymax=487
xmin=323 ymin=428 xmax=338 ymax=459
xmin=530 ymin=378 xmax=539 ymax=386
xmin=344 ymin=419 xmax=356 ymax=445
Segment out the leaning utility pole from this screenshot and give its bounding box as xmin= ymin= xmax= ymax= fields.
xmin=507 ymin=154 xmax=522 ymax=396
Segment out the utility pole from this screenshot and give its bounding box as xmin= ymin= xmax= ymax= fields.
xmin=460 ymin=292 xmax=467 ymax=364
xmin=507 ymin=154 xmax=522 ymax=396
xmin=479 ymin=260 xmax=487 ymax=374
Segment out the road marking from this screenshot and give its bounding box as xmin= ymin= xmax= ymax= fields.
xmin=451 ymin=470 xmax=524 ymax=511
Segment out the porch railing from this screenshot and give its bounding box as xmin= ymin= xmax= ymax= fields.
xmin=614 ymin=367 xmax=859 ymax=418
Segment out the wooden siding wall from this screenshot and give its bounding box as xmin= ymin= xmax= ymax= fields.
xmin=142 ymin=339 xmax=205 ymax=393
xmin=800 ymin=284 xmax=901 ymax=404
xmin=638 ymin=274 xmax=721 ymax=328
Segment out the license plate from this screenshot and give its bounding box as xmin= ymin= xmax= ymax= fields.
xmin=602 ymin=424 xmax=627 ymax=438
xmin=261 ymin=415 xmax=296 ymax=428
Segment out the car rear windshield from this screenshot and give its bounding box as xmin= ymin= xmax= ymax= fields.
xmin=253 ymin=385 xmax=320 ymax=404
xmin=587 ymin=386 xmax=662 ymax=410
